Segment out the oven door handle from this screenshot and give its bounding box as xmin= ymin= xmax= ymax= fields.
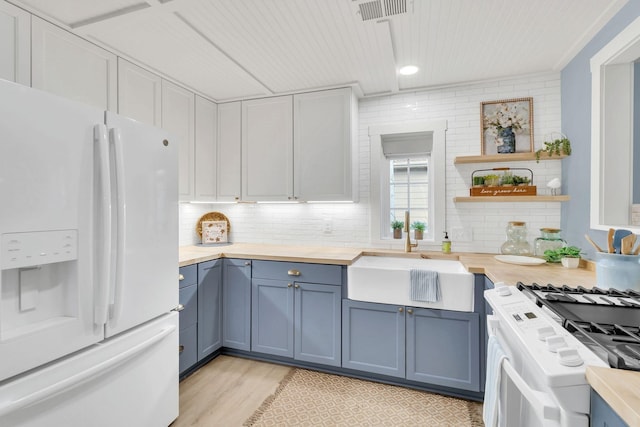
xmin=501 ymin=360 xmax=561 ymax=423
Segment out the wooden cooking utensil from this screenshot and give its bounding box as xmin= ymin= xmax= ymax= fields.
xmin=607 ymin=228 xmax=615 ymax=253
xmin=584 ymin=234 xmax=604 ymax=252
xmin=621 ymin=233 xmax=636 ymax=255
xmin=613 ymin=229 xmax=633 ymax=254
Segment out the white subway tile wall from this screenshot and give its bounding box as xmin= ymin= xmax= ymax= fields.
xmin=180 ymin=72 xmax=565 ymax=253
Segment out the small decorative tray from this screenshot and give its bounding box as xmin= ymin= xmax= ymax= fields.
xmin=196 ymin=212 xmax=231 ymax=241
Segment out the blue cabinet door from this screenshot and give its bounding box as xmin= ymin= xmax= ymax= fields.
xmin=406 ymin=308 xmax=481 ymax=391
xmin=222 ymin=259 xmax=252 ymax=351
xmin=197 ymin=259 xmax=222 ymax=360
xmin=342 ymin=299 xmax=405 ymax=378
xmin=251 ymin=278 xmax=294 ymax=357
xmin=591 ymin=389 xmax=628 ymax=427
xmin=294 ymin=282 xmax=341 ymax=367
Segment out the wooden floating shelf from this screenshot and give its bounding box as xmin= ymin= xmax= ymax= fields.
xmin=454 ymin=152 xmax=568 ymax=164
xmin=453 ymin=195 xmax=570 ymax=203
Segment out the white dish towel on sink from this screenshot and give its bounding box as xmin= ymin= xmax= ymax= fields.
xmin=409 ymin=269 xmax=440 ymax=302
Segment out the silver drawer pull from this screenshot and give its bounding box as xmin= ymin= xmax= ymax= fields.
xmin=287 ymin=269 xmax=301 ymax=276
xmin=173 ymin=304 xmax=185 ymax=312
xmin=179 ymin=274 xmax=185 ymax=281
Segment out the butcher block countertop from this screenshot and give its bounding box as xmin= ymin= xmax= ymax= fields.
xmin=586 ymin=366 xmax=640 ymax=426
xmin=179 ymin=243 xmax=632 ymax=418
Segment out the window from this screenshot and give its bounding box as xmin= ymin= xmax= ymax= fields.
xmin=369 ymin=121 xmax=447 ymax=244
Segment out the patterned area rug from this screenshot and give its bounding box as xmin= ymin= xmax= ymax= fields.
xmin=244 ymin=368 xmax=484 ymax=426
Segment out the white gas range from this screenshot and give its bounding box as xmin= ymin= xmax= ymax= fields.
xmin=483 ymin=283 xmax=615 ymax=427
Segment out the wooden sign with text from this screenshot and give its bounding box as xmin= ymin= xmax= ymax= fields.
xmin=469 ymin=185 xmax=537 ymax=197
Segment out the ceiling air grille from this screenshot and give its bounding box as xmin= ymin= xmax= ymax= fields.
xmin=354 ymin=0 xmax=409 ymax=22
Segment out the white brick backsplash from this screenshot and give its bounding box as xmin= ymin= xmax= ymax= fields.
xmin=180 ymin=72 xmax=565 ymax=253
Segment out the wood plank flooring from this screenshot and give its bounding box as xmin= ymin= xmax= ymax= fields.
xmin=171 ymin=356 xmax=291 ymax=427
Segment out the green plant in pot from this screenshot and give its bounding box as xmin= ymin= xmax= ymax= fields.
xmin=472 ymin=175 xmax=485 ymax=187
xmin=535 ymin=135 xmax=572 ymax=162
xmin=542 ymin=246 xmax=582 ymax=268
xmin=512 ymin=175 xmax=531 ymax=186
xmin=484 ymin=174 xmax=500 ymax=186
xmin=391 ymin=220 xmax=404 ymax=239
xmin=500 ymin=172 xmax=515 ymax=186
xmin=411 ymin=221 xmax=426 ymax=240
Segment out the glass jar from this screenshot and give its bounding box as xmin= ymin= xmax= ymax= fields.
xmin=534 ymin=228 xmax=567 ymax=257
xmin=500 ymin=221 xmax=532 ymax=255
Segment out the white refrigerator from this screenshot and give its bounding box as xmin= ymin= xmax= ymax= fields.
xmin=0 ymin=79 xmax=179 ymax=426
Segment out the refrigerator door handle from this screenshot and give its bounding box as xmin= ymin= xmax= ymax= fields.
xmin=94 ymin=124 xmax=111 ymax=326
xmin=0 ymin=323 xmax=176 ymax=418
xmin=109 ymin=127 xmax=126 ymax=322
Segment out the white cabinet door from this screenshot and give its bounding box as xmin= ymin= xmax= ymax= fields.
xmin=161 ymin=80 xmax=194 ymax=202
xmin=194 ymin=95 xmax=217 ymax=201
xmin=117 ymin=58 xmax=161 ymax=126
xmin=31 ymin=17 xmax=116 ymax=111
xmin=0 ymin=0 xmax=30 ymax=85
xmin=294 ymin=88 xmax=356 ymax=201
xmin=242 ymin=96 xmax=293 ymax=201
xmin=217 ymin=102 xmax=242 ymax=202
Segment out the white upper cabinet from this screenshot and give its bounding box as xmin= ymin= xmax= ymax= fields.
xmin=0 ymin=1 xmax=30 ymax=85
xmin=161 ymin=79 xmax=195 ymax=202
xmin=293 ymin=87 xmax=357 ymax=201
xmin=31 ymin=17 xmax=116 ymax=111
xmin=217 ymin=102 xmax=242 ymax=202
xmin=242 ymin=96 xmax=294 ymax=201
xmin=117 ymin=58 xmax=161 ymax=126
xmin=194 ymin=95 xmax=217 ymax=202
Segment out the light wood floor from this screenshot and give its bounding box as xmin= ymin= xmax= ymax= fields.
xmin=171 ymin=356 xmax=292 ymax=427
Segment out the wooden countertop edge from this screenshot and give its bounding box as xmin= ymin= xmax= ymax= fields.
xmin=586 ymin=366 xmax=640 ymax=426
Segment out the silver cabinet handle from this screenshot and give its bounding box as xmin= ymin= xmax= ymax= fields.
xmin=398 ymin=307 xmax=404 ymax=313
xmin=287 ymin=269 xmax=301 ymax=276
xmin=245 ymin=261 xmax=251 ymax=266
xmin=287 ymin=283 xmax=293 ymax=288
xmin=173 ymin=304 xmax=185 ymax=312
xmin=179 ymin=274 xmax=184 ymax=281
xmin=407 ymin=309 xmax=414 ymax=315
xmin=294 ymin=284 xmax=300 ymax=289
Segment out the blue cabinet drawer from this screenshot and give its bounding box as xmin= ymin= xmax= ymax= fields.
xmin=252 ymin=260 xmax=342 ymax=285
xmin=179 ymin=323 xmax=197 ymax=375
xmin=179 ymin=283 xmax=197 ymax=330
xmin=179 ymin=264 xmax=197 ymax=289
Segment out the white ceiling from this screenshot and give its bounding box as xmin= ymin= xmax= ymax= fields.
xmin=9 ymin=0 xmax=628 ymax=102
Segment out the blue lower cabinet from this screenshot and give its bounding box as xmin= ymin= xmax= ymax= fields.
xmin=342 ymin=300 xmax=405 ymax=378
xmin=250 ymin=260 xmax=343 ymax=366
xmin=222 ymin=259 xmax=252 ymax=351
xmin=406 ymin=308 xmax=480 ymax=391
xmin=295 ymin=282 xmax=341 ymax=367
xmin=591 ymin=389 xmax=628 ymax=427
xmin=179 ymin=265 xmax=198 ymax=376
xmin=179 ymin=323 xmax=197 ymax=374
xmin=342 ymin=299 xmax=481 ymax=390
xmin=197 ymin=259 xmax=222 ymax=361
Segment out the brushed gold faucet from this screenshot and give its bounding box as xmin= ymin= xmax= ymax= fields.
xmin=404 ymin=211 xmax=418 ymax=253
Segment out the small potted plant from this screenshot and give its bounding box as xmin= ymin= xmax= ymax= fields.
xmin=542 ymin=246 xmax=582 ymax=268
xmin=411 ymin=221 xmax=426 ymax=240
xmin=512 ymin=175 xmax=531 ymax=186
xmin=500 ymin=172 xmax=515 ymax=187
xmin=484 ymin=174 xmax=500 ymax=186
xmin=472 ymin=176 xmax=485 ymax=187
xmin=391 ymin=220 xmax=404 ymax=239
xmin=536 ymin=134 xmax=572 ymax=162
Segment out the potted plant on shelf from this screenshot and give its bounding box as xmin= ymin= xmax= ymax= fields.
xmin=500 ymin=172 xmax=515 ymax=187
xmin=535 ymin=135 xmax=572 ymax=162
xmin=391 ymin=220 xmax=404 ymax=239
xmin=484 ymin=174 xmax=500 ymax=186
xmin=542 ymin=246 xmax=582 ymax=268
xmin=411 ymin=221 xmax=426 ymax=240
xmin=472 ymin=175 xmax=485 ymax=187
xmin=512 ymin=175 xmax=531 ymax=186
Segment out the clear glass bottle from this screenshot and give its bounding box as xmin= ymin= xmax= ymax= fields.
xmin=500 ymin=221 xmax=532 ymax=255
xmin=534 ymin=228 xmax=567 ymax=257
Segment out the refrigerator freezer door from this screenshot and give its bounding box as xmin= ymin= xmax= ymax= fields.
xmin=0 ymin=80 xmax=104 ymax=382
xmin=0 ymin=312 xmax=179 ymax=427
xmin=104 ymin=112 xmax=178 ymax=337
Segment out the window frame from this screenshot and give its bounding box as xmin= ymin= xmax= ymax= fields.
xmin=369 ymin=120 xmax=447 ymax=246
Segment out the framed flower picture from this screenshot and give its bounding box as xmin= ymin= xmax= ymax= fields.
xmin=481 ymin=97 xmax=533 ymax=155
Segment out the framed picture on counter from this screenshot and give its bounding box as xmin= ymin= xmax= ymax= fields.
xmin=201 ymin=220 xmax=228 ymax=244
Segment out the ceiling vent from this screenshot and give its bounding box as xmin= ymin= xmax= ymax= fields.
xmin=353 ymin=0 xmax=411 ymax=22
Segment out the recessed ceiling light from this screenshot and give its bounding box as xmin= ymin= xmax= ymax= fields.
xmin=398 ymin=65 xmax=419 ymax=75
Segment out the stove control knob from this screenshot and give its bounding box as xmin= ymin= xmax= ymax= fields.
xmin=546 ymin=335 xmax=566 ymax=352
xmin=537 ymin=326 xmax=555 ymax=341
xmin=557 ymin=347 xmax=584 ymax=367
xmin=495 ymin=283 xmax=512 ymax=296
